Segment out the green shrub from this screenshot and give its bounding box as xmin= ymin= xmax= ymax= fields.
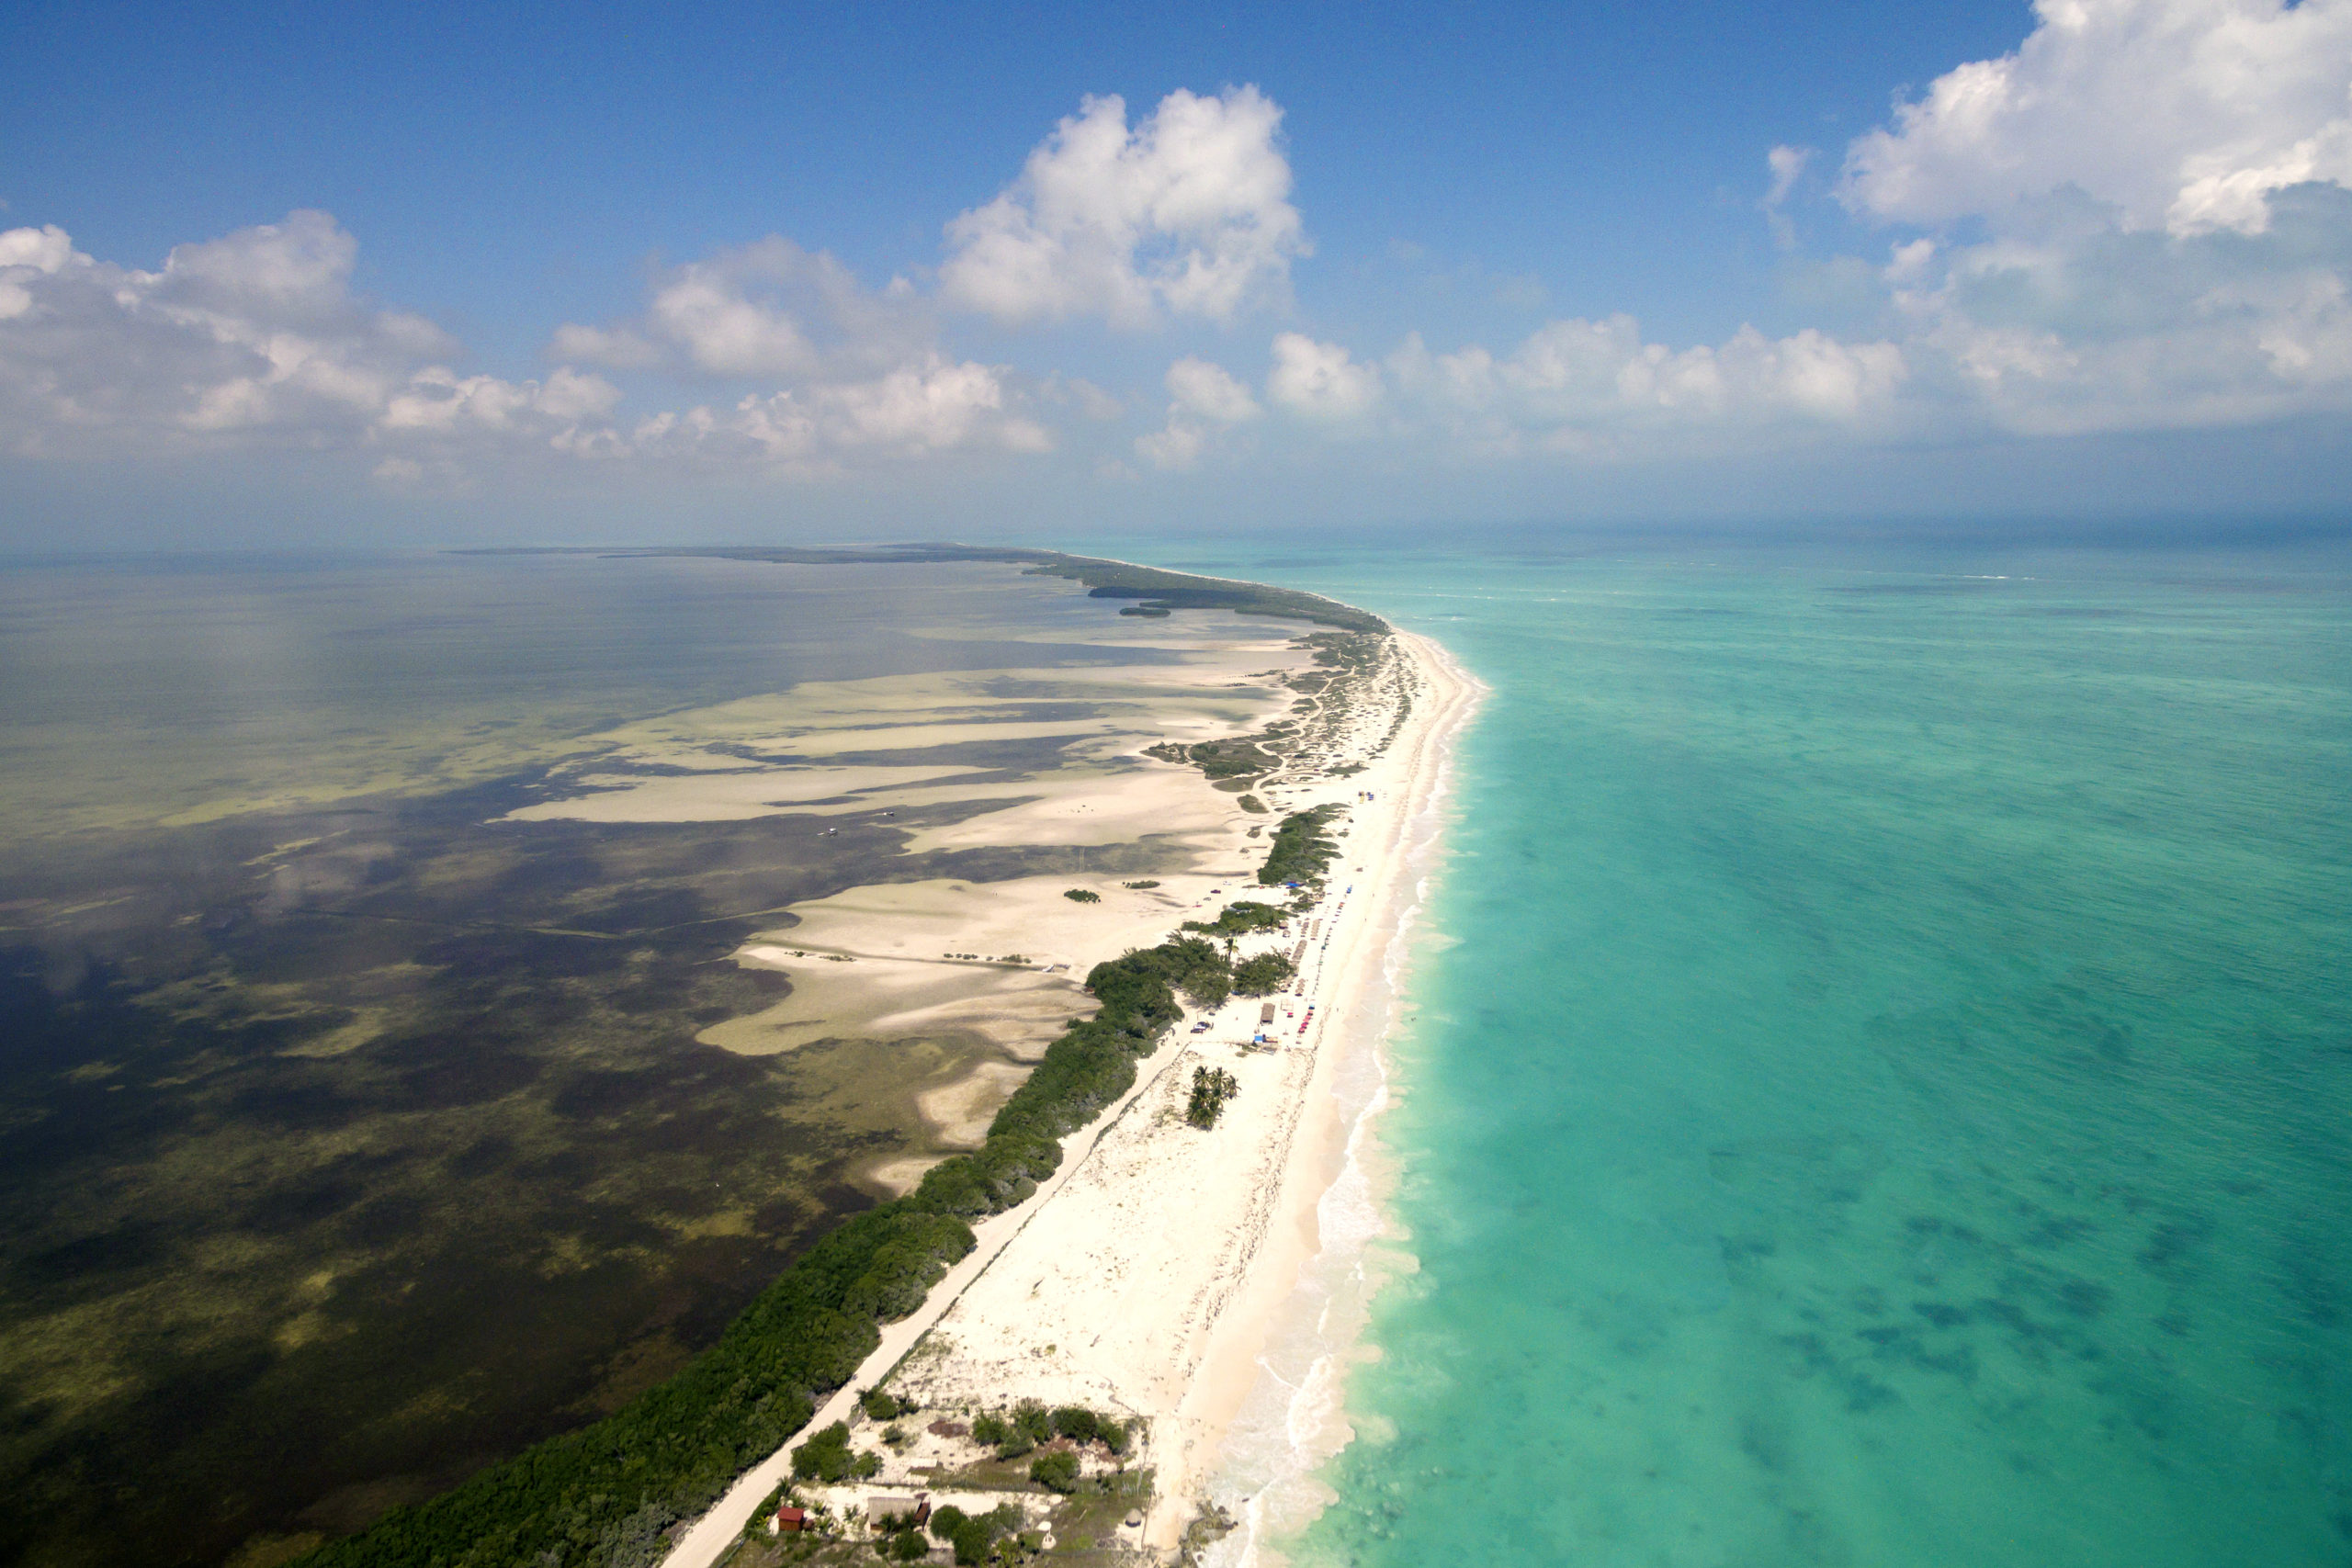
xmin=1259 ymin=806 xmax=1343 ymax=888
xmin=1064 ymin=888 xmax=1101 ymax=903
xmin=1182 ymin=900 xmax=1286 ymax=939
xmin=947 ymin=1521 xmax=989 ymax=1564
xmin=860 ymin=1389 xmax=899 ymax=1421
xmin=1177 ymin=953 xmax=1230 ymax=1008
xmin=1049 ymin=1406 xmax=1097 ymax=1445
xmin=1029 ymin=1450 xmax=1080 ymax=1494
xmin=1233 ymin=953 xmax=1295 ymax=996
xmin=793 ymin=1422 xmax=854 ymax=1483
xmin=931 ymin=1501 xmax=1020 ymax=1565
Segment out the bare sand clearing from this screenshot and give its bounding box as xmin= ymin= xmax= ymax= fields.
xmin=656 ymin=628 xmax=1478 ymax=1568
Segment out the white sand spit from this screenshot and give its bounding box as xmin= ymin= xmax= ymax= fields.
xmin=657 ymin=625 xmax=1478 ymax=1568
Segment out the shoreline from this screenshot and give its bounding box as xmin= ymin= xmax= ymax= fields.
xmin=656 ymin=617 xmax=1477 ymax=1568
xmin=1182 ymin=631 xmax=1482 ymax=1563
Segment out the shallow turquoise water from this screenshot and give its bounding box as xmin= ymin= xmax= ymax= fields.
xmin=1118 ymin=536 xmax=2352 ymax=1566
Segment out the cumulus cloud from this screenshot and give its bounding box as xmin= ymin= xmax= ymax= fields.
xmin=1266 ymin=333 xmax=1385 ymax=422
xmin=0 ymin=214 xmax=1053 ymax=476
xmin=1135 ymin=355 xmax=1261 ymax=468
xmin=632 ymin=356 xmax=1050 ymax=470
xmin=1815 ymin=0 xmax=2352 ymax=434
xmin=0 ymin=210 xmax=439 ymax=452
xmin=550 ymin=238 xmax=930 ymax=380
xmin=0 ymin=210 xmax=626 ymax=461
xmin=1167 ymin=355 xmax=1261 ymax=423
xmin=1357 ymin=316 xmax=1909 ymax=457
xmin=1842 ymin=0 xmax=2352 ymax=236
xmin=941 ymin=86 xmax=1306 ymax=326
xmin=1883 ymin=184 xmax=2352 ymax=433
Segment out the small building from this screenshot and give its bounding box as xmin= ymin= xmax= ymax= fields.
xmin=869 ymin=1494 xmax=931 ymax=1530
xmin=1260 ymin=1002 xmax=1277 ymax=1024
xmin=772 ymin=1506 xmax=807 ymax=1534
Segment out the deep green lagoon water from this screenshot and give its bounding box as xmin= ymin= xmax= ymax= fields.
xmin=1140 ymin=537 xmax=2352 ymax=1567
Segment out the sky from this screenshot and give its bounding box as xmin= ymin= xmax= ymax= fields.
xmin=3 ymin=0 xmax=2348 ymax=547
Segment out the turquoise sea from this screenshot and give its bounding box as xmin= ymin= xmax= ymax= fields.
xmin=1134 ymin=535 xmax=2352 ymax=1567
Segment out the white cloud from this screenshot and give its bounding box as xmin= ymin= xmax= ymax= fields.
xmin=1765 ymin=145 xmax=1815 ymax=246
xmin=0 ymin=215 xmax=1057 ymax=477
xmin=1374 ymin=316 xmax=1908 ymax=457
xmin=1885 ymin=184 xmax=2352 ymax=433
xmin=1841 ymin=0 xmax=2352 ymax=237
xmin=940 ymin=87 xmax=1307 ymax=326
xmin=380 ymin=365 xmax=623 ymax=434
xmin=1135 ymin=355 xmax=1262 ymax=469
xmin=0 ymin=209 xmax=485 ymax=455
xmin=548 ymin=321 xmax=662 ymax=369
xmin=1134 ymin=421 xmax=1207 ymax=470
xmin=1166 ymin=355 xmax=1261 ymax=423
xmin=551 ymin=238 xmax=928 ymax=380
xmin=1267 ymin=333 xmax=1384 ymax=421
xmin=630 ymin=356 xmax=1050 ymax=472
xmin=1810 ymin=0 xmax=2352 ymax=435
xmin=1766 ymin=145 xmax=1813 ymax=207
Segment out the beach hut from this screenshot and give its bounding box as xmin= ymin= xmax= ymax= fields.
xmin=1260 ymin=1002 xmax=1277 ymax=1025
xmin=772 ymin=1506 xmax=807 ymax=1534
xmin=868 ymin=1494 xmax=931 ymax=1529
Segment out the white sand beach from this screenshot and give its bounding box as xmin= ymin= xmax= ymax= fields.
xmin=659 ymin=625 xmax=1477 ymax=1567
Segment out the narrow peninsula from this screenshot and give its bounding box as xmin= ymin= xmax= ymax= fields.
xmin=293 ymin=548 xmax=1478 ymax=1568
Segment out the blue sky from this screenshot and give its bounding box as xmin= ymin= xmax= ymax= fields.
xmin=4 ymin=0 xmax=2347 ymax=544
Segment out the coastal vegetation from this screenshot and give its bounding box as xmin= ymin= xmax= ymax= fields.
xmin=1232 ymin=953 xmax=1296 ymax=996
xmin=927 ymin=1502 xmax=1022 ymax=1564
xmin=1186 ymin=1067 xmax=1240 ymax=1129
xmin=790 ymin=1423 xmax=881 ymax=1483
xmin=1046 ymin=1405 xmax=1128 ymax=1452
xmin=1062 ymin=888 xmax=1101 ymax=903
xmin=1029 ymin=1450 xmax=1081 ymax=1493
xmin=1259 ymin=805 xmax=1345 ymax=891
xmin=968 ymin=1406 xmax=1039 ymax=1458
xmin=966 ymin=1400 xmax=1126 ymax=1462
xmin=1144 ymin=734 xmax=1278 ymax=786
xmin=1182 ymin=899 xmax=1287 ymax=939
xmin=294 ymin=931 xmax=1214 ymax=1568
